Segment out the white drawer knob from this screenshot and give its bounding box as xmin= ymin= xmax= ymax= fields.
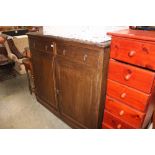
xmin=120 ymin=92 xmax=126 ymax=99
xmin=124 ymin=74 xmax=131 ymax=81
xmin=83 ymin=54 xmax=88 ymax=62
xmin=119 ymin=110 xmax=124 ymax=116
xmin=128 ymin=50 xmax=136 ymax=57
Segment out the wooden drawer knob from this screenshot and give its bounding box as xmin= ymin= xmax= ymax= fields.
xmin=119 ymin=110 xmax=124 ymax=116
xmin=117 ymin=124 xmax=122 ymax=129
xmin=128 ymin=50 xmax=136 ymax=57
xmin=120 ymin=92 xmax=126 ymax=99
xmin=83 ymin=54 xmax=88 ymax=62
xmin=124 ymin=74 xmax=131 ymax=81
xmin=63 ymin=49 xmax=66 ymax=55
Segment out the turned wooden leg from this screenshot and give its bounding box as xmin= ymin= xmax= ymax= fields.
xmin=26 ymin=68 xmax=32 ymax=94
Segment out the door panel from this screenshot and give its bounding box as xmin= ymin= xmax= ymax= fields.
xmin=55 ymin=57 xmax=100 ymax=128
xmin=32 ymin=49 xmax=57 ymax=110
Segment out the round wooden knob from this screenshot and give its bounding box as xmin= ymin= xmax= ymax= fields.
xmin=124 ymin=74 xmax=131 ymax=81
xmin=120 ymin=92 xmax=126 ymax=99
xmin=83 ymin=54 xmax=88 ymax=62
xmin=119 ymin=110 xmax=124 ymax=116
xmin=128 ymin=50 xmax=136 ymax=57
xmin=117 ymin=124 xmax=122 ymax=129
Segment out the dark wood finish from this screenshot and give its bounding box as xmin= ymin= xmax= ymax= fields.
xmin=0 ymin=46 xmax=7 ymax=57
xmin=56 ymin=43 xmax=100 ymax=67
xmin=107 ymin=79 xmax=150 ymax=112
xmin=108 ymin=59 xmax=155 ymax=94
xmin=28 ymin=33 xmax=110 ymax=129
xmin=29 ymin=37 xmax=58 ymax=110
xmin=103 ymin=110 xmax=134 ymax=129
xmin=55 ymin=57 xmax=100 ymax=128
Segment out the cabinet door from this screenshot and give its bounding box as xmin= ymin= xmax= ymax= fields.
xmin=55 ymin=58 xmax=101 ymax=128
xmin=32 ymin=50 xmax=58 ymax=110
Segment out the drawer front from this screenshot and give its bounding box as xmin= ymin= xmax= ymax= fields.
xmin=108 ymin=59 xmax=155 ymax=93
xmin=29 ymin=38 xmax=54 ymax=53
xmin=103 ymin=110 xmax=134 ymax=129
xmin=56 ymin=43 xmax=100 ymax=67
xmin=102 ymin=123 xmax=112 ymax=129
xmin=110 ymin=37 xmax=155 ymax=70
xmin=107 ymin=79 xmax=150 ymax=112
xmin=105 ymin=96 xmax=145 ymax=128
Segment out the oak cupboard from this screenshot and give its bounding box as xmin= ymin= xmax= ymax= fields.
xmin=28 ymin=32 xmax=110 ymax=128
xmin=30 ymin=39 xmax=58 ymax=111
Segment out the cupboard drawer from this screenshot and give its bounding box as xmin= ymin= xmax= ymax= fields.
xmin=103 ymin=110 xmax=134 ymax=129
xmin=108 ymin=59 xmax=155 ymax=93
xmin=56 ymin=44 xmax=100 ymax=67
xmin=29 ymin=38 xmax=54 ymax=53
xmin=105 ymin=96 xmax=145 ymax=128
xmin=110 ymin=37 xmax=155 ymax=70
xmin=107 ymin=79 xmax=150 ymax=112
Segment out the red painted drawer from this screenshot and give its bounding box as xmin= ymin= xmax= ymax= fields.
xmin=108 ymin=59 xmax=155 ymax=93
xmin=102 ymin=123 xmax=113 ymax=129
xmin=103 ymin=110 xmax=134 ymax=129
xmin=105 ymin=96 xmax=145 ymax=128
xmin=110 ymin=37 xmax=155 ymax=71
xmin=107 ymin=79 xmax=150 ymax=112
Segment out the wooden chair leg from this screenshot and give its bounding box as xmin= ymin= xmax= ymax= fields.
xmin=26 ymin=69 xmax=32 ymax=94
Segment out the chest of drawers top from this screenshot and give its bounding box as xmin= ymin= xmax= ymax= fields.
xmin=107 ymin=29 xmax=155 ymax=42
xmin=107 ymin=29 xmax=155 ymax=71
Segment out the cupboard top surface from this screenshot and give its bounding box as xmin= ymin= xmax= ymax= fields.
xmin=107 ymin=29 xmax=155 ymax=42
xmin=27 ymin=32 xmax=110 ymax=49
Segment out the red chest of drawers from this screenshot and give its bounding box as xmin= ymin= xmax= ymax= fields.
xmin=102 ymin=29 xmax=155 ymax=129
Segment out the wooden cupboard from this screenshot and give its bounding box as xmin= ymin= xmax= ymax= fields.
xmin=28 ymin=33 xmax=110 ymax=128
xmin=30 ymin=40 xmax=58 ymax=110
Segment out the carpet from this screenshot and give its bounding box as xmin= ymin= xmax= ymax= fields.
xmin=0 ymin=74 xmax=70 ymax=128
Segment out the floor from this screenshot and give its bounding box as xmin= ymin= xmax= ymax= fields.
xmin=0 ymin=73 xmax=153 ymax=129
xmin=0 ymin=74 xmax=70 ymax=129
